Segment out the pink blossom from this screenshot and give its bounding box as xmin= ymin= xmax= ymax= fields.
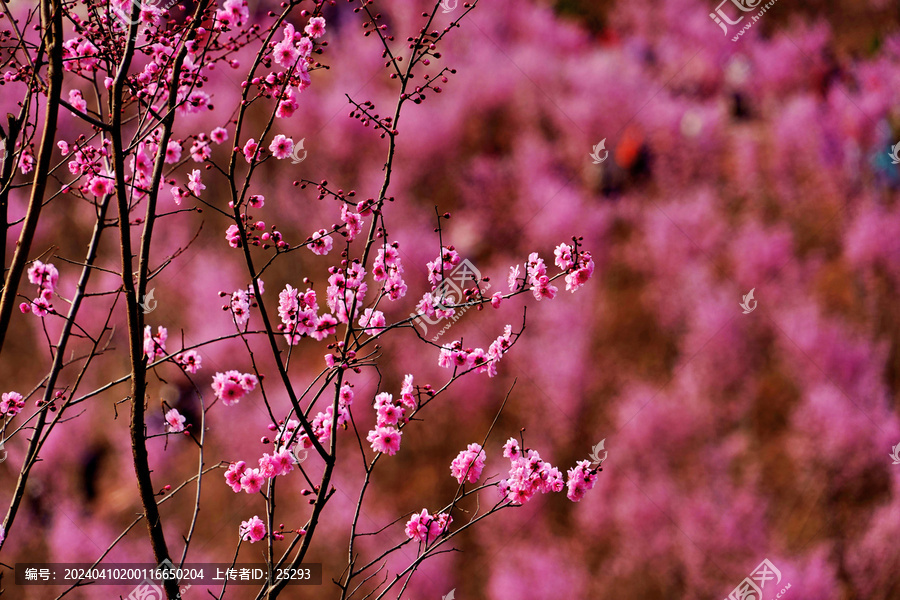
xmin=399 ymin=374 xmax=416 ymax=410
xmin=27 ymin=261 xmax=59 ymax=293
xmin=239 ymin=515 xmax=266 ymax=542
xmin=175 ymin=350 xmax=202 ymax=373
xmin=405 ymin=509 xmax=451 ymax=544
xmin=87 ymin=175 xmax=112 ymax=198
xmin=340 ymin=204 xmax=363 ymax=241
xmin=211 ymin=127 xmax=228 ymax=144
xmin=165 ymin=408 xmax=186 ymax=433
xmin=358 ymin=308 xmax=386 ymax=334
xmin=187 ymin=169 xmax=205 ymax=196
xmin=240 ymin=468 xmax=265 ymax=494
xmin=450 ymin=443 xmax=487 ymax=484
xmin=68 ymin=89 xmax=87 ymax=112
xmin=305 ymin=17 xmax=326 ymax=39
xmin=225 ymin=224 xmax=241 ymax=248
xmin=211 ymin=370 xmax=257 ymax=406
xmin=0 ymin=391 xmax=25 ymax=417
xmin=276 ymin=87 xmax=299 ymax=118
xmin=164 ymin=140 xmax=182 ymax=163
xmin=376 ymin=402 xmax=404 ymax=427
xmin=565 ymin=460 xmax=598 ymax=502
xmin=306 ymin=229 xmax=334 ymax=255
xmin=242 ymin=138 xmax=258 ymax=163
xmin=508 ymin=265 xmax=520 ymax=291
xmin=367 ymin=426 xmax=402 ymax=456
xmin=273 ymin=24 xmax=301 ymax=68
xmin=224 ymin=461 xmax=247 ymax=493
xmin=248 ymin=194 xmax=265 ymax=208
xmin=554 ymin=243 xmax=574 ymax=270
xmin=143 ymin=325 xmax=167 ymax=360
xmin=269 ymin=134 xmax=294 ymax=159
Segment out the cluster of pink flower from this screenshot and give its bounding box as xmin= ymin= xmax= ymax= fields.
xmin=437 ymin=324 xmax=514 ymax=377
xmin=1 ymin=391 xmax=24 ymax=418
xmin=554 ymin=243 xmax=595 ymax=292
xmin=450 ymin=443 xmax=487 ymax=484
xmin=225 ymin=280 xmax=262 ymax=328
xmin=306 ymin=229 xmax=334 ymax=256
xmin=404 ymin=509 xmax=452 ymax=544
xmin=277 ymin=284 xmax=338 ymax=344
xmin=372 ymin=242 xmax=408 ymax=301
xmin=325 ymin=261 xmax=368 ymax=324
xmin=365 ymin=376 xmax=418 ymax=456
xmin=173 ymin=350 xmax=202 ymax=374
xmin=211 ymin=370 xmax=258 ymax=406
xmin=498 ymin=438 xmax=598 ymax=504
xmin=19 ymin=260 xmax=59 ymax=317
xmin=143 ymin=326 xmax=167 ymax=361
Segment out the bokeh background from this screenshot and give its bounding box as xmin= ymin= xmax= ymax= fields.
xmin=2 ymin=0 xmax=900 ymax=598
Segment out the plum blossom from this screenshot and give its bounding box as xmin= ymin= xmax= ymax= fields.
xmin=269 ymin=134 xmax=294 ymax=159
xmin=242 ymin=138 xmax=259 ymax=163
xmin=367 ymin=426 xmax=402 ymax=456
xmin=240 ymin=468 xmax=265 ymax=494
xmin=450 ymin=443 xmax=487 ymax=484
xmin=306 ymin=229 xmax=334 ymax=255
xmin=224 ymin=461 xmax=247 ymax=493
xmin=273 ymin=24 xmax=301 ymax=68
xmin=1 ymin=391 xmax=25 ymax=417
xmin=164 ymin=140 xmax=182 ymax=163
xmin=211 ymin=370 xmax=258 ymax=406
xmin=565 ymin=460 xmax=599 ymax=502
xmin=225 ymin=224 xmax=241 ymax=248
xmin=211 ymin=127 xmax=228 ymax=144
xmin=175 ymin=350 xmax=202 ymax=373
xmin=405 ymin=509 xmax=451 ymax=544
xmin=239 ymin=515 xmax=266 ymax=542
xmin=305 ymin=16 xmax=326 ymax=39
xmin=187 ymin=169 xmax=205 ymax=196
xmin=143 ymin=325 xmax=167 ymax=360
xmin=165 ymin=408 xmax=186 ymax=433
xmin=358 ymin=308 xmax=386 ymax=335
xmin=68 ymin=89 xmax=87 ymax=112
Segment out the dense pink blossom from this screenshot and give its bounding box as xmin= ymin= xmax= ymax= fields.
xmin=143 ymin=326 xmax=167 ymax=360
xmin=405 ymin=509 xmax=451 ymax=544
xmin=450 ymin=443 xmax=486 ymax=484
xmin=211 ymin=370 xmax=258 ymax=406
xmin=174 ymin=350 xmax=202 ymax=374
